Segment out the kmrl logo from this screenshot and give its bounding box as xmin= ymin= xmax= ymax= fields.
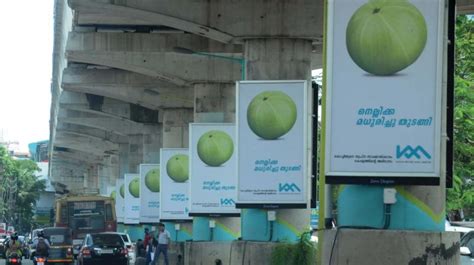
xmin=279 ymin=183 xmax=301 ymax=193
xmin=396 ymin=145 xmax=431 ymax=159
xmin=220 ymin=198 xmax=235 ymax=206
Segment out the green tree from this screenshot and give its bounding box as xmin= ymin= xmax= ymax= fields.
xmin=446 ymin=15 xmax=474 ymax=215
xmin=0 ymin=146 xmax=46 ymax=232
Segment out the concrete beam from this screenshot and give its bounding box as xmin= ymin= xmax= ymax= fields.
xmin=68 ymin=0 xmax=322 ymax=42
xmin=62 ymin=67 xmax=194 ymax=109
xmin=56 ymin=130 xmax=120 ymax=150
xmin=52 ymin=154 xmax=101 ymax=168
xmin=67 ymin=31 xmax=241 ymax=54
xmin=65 ymin=32 xmax=323 ymax=70
xmin=53 ymin=149 xmax=103 ymax=164
xmin=51 ymin=157 xmax=90 ymax=168
xmin=457 ymin=0 xmax=474 ymax=14
xmin=58 ymin=93 xmax=161 ymax=135
xmin=69 ymin=0 xmax=234 ymax=43
xmin=55 ymin=133 xmax=118 ymax=155
xmin=59 ymin=90 xmax=131 ymax=120
xmin=66 ymin=50 xmax=242 ymax=85
xmin=53 ymin=142 xmax=106 ymax=157
xmin=57 ymin=123 xmax=128 ymax=144
xmin=58 ymin=116 xmax=159 ymax=136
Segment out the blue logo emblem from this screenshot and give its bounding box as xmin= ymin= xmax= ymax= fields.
xmin=220 ymin=198 xmax=235 ymax=206
xmin=396 ymin=145 xmax=431 ymax=159
xmin=279 ymin=183 xmax=301 ymax=192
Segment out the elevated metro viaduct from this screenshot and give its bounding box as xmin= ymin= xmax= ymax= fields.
xmin=49 ymin=1 xmax=474 ymax=264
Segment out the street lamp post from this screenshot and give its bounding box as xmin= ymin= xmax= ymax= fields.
xmin=173 ymin=47 xmax=246 ymax=80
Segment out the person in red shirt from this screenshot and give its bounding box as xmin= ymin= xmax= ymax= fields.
xmin=143 ymin=228 xmax=152 ymax=264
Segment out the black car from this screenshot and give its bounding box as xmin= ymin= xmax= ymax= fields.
xmin=77 ymin=233 xmax=129 ymax=265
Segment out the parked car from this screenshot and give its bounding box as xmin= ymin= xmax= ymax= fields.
xmin=109 ymin=232 xmax=135 ymax=265
xmin=0 ymin=236 xmax=7 ymax=258
xmin=460 ymin=231 xmax=474 ymax=264
xmin=77 ymin=233 xmax=129 ymax=265
xmin=446 ymin=220 xmax=474 ymax=237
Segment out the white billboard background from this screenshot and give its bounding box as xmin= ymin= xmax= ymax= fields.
xmin=160 ymin=149 xmax=192 ymax=220
xmin=325 ymin=0 xmax=443 ymax=178
xmin=189 ymin=123 xmax=240 ymax=215
xmin=115 ymin=179 xmax=125 ymax=223
xmin=124 ymin=173 xmax=140 ymax=224
xmin=237 ymin=81 xmax=307 ymax=204
xmin=139 ymin=164 xmax=160 ymax=223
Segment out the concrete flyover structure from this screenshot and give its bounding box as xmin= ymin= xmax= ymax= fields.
xmin=49 ymin=0 xmax=474 ymax=264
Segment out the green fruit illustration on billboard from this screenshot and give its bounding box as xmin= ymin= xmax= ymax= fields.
xmin=166 ymin=154 xmax=189 ymax=182
xmin=110 ymin=190 xmax=116 ymax=200
xmin=346 ymin=0 xmax=427 ymax=75
xmin=129 ymin=177 xmax=140 ymax=198
xmin=145 ymin=168 xmax=160 ymax=192
xmin=247 ymin=91 xmax=297 ymax=140
xmin=197 ymin=130 xmax=234 ymax=167
xmin=120 ymin=184 xmax=125 ymax=198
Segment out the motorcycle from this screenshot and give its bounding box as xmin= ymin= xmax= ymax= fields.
xmin=6 ymin=252 xmax=22 ymax=265
xmin=34 ymin=256 xmax=47 ymax=265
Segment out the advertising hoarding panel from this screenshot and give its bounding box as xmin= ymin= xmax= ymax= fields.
xmin=324 ymin=0 xmax=444 ymax=185
xmin=160 ymin=149 xmax=192 ymax=221
xmin=236 ymin=80 xmax=308 ymax=207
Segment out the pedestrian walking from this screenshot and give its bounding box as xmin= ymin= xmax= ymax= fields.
xmin=153 ymin=223 xmax=171 ymax=265
xmin=144 ymin=227 xmax=153 ymax=263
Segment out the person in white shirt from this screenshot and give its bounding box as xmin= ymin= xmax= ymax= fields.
xmin=153 ymin=223 xmax=171 ymax=265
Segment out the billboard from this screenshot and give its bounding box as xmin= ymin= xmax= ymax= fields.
xmin=189 ymin=123 xmax=240 ymax=216
xmin=139 ymin=164 xmax=160 ymax=223
xmin=124 ymin=173 xmax=140 ymax=224
xmin=115 ymin=179 xmax=125 ymax=223
xmin=160 ymin=148 xmax=192 ymax=221
xmin=236 ymin=80 xmax=308 ymax=207
xmin=324 ymin=0 xmax=444 ymax=185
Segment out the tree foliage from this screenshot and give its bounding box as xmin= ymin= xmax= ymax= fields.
xmin=0 ymin=146 xmax=46 ymax=232
xmin=271 ymin=232 xmax=316 ymax=265
xmin=447 ymin=15 xmax=474 ymax=214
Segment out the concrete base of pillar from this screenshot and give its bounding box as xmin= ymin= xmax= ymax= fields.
xmin=321 ymin=229 xmax=460 ymax=265
xmin=183 ymin=241 xmax=274 ymax=265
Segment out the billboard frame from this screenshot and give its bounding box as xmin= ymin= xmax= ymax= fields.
xmin=235 ymin=80 xmax=309 ymax=209
xmin=323 ymin=0 xmax=445 ymax=186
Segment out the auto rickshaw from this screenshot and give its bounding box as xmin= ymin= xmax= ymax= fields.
xmin=39 ymin=227 xmax=74 ymax=265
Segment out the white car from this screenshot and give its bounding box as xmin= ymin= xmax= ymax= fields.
xmin=102 ymin=232 xmax=136 ymax=265
xmin=445 ymin=220 xmax=474 ymax=237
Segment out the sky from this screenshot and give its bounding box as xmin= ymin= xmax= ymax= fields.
xmin=0 ymin=2 xmax=54 ymax=152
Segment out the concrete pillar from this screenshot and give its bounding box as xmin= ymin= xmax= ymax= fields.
xmin=321 ymin=229 xmax=459 ymax=265
xmin=194 ymin=83 xmax=235 ymax=123
xmin=242 ymin=38 xmax=313 ymax=242
xmin=83 ymin=164 xmax=99 ymax=192
xmin=118 ymin=143 xmax=129 ymax=178
xmin=143 ymin=133 xmax=162 ymax=164
xmin=99 ymin=155 xmax=120 ymax=195
xmin=162 ymin=109 xmax=194 ymax=149
xmin=192 ymin=83 xmax=241 ymax=241
xmin=128 ymin=134 xmax=144 ymax=173
xmin=162 ymin=108 xmax=194 ymax=240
